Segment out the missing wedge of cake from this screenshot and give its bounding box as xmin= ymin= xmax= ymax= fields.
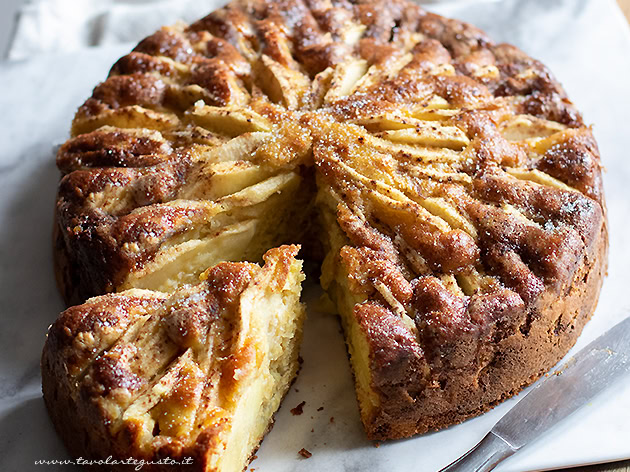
xmin=42 ymin=246 xmax=305 ymax=472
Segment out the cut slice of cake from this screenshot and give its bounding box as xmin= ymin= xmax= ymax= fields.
xmin=42 ymin=245 xmax=305 ymax=472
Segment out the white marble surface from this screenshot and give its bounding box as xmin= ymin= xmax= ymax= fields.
xmin=0 ymin=0 xmax=630 ymax=470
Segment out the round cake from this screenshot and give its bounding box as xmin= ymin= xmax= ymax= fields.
xmin=48 ymin=0 xmax=607 ymax=459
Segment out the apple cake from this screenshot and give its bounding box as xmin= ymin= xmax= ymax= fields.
xmin=47 ymin=0 xmax=607 ymax=461
xmin=43 ymin=245 xmax=305 ymax=471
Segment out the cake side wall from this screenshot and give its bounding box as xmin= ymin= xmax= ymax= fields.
xmin=363 ymin=220 xmax=608 ymax=440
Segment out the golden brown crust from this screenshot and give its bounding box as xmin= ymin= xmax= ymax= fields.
xmin=51 ymin=0 xmax=607 ymax=446
xmin=54 ymin=0 xmax=589 ymax=303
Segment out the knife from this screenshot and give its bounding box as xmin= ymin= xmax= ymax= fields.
xmin=439 ymin=315 xmax=630 ymax=472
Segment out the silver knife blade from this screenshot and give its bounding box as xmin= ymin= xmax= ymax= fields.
xmin=440 ymin=315 xmax=630 ymax=472
xmin=493 ymin=315 xmax=630 ymax=449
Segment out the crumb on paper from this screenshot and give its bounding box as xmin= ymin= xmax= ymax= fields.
xmin=298 ymin=448 xmax=312 ymax=459
xmin=317 ymin=406 xmax=324 ymax=411
xmin=291 ymin=401 xmax=306 ymax=415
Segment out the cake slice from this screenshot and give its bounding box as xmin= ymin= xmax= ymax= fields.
xmin=42 ymin=245 xmax=304 ymax=471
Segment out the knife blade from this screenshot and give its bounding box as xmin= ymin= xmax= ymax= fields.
xmin=439 ymin=315 xmax=630 ymax=472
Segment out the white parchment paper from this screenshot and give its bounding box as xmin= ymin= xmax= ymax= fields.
xmin=1 ymin=0 xmax=629 ymax=470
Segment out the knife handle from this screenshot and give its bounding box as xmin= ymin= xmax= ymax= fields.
xmin=438 ymin=432 xmax=517 ymax=472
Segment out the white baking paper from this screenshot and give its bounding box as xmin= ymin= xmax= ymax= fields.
xmin=1 ymin=0 xmax=629 ymax=470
